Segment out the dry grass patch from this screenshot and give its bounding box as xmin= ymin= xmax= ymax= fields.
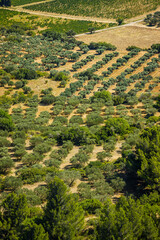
xmin=76 ymin=26 xmax=160 ymax=51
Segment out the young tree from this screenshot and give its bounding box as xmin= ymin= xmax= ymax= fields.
xmin=116 ymin=17 xmax=124 ymax=25
xmin=43 ymin=178 xmax=84 ymax=240
xmin=88 ymin=27 xmax=95 ymax=34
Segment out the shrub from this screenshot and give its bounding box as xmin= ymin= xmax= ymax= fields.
xmin=1 ymin=176 xmax=22 ymax=191
xmin=0 ymin=109 xmax=14 ymax=131
xmin=80 ymin=199 xmax=102 ymax=214
xmin=99 ymin=117 xmax=130 ymax=140
xmin=41 ymin=94 xmax=56 ymax=105
xmin=14 ymin=68 xmax=37 ymax=80
xmin=69 ymin=115 xmax=83 ymax=124
xmin=0 ymin=156 xmax=14 ymax=174
xmin=86 ymin=112 xmax=104 ymax=126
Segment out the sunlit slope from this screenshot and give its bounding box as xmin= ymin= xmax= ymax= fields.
xmin=24 ymin=0 xmax=160 ymax=19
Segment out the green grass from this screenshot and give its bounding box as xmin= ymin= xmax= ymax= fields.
xmin=25 ymin=0 xmax=160 ymax=19
xmin=0 ymin=9 xmax=108 ymax=34
xmin=12 ymin=0 xmax=45 ymax=6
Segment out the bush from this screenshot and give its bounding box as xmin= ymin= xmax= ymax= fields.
xmin=14 ymin=68 xmax=37 ymax=80
xmin=0 ymin=109 xmax=14 ymax=131
xmin=86 ymin=112 xmax=104 ymax=126
xmin=80 ymin=199 xmax=102 ymax=214
xmin=18 ymin=167 xmax=46 ymax=184
xmin=1 ymin=176 xmax=22 ymax=191
xmin=151 ymin=43 xmax=160 ymax=53
xmin=34 ymin=143 xmax=51 ymax=154
xmin=69 ymin=115 xmax=83 ymax=124
xmin=126 ymin=46 xmax=141 ymax=51
xmin=41 ymin=94 xmax=56 ymax=105
xmin=99 ymin=117 xmax=130 ymax=140
xmin=0 ymin=156 xmax=14 ymax=174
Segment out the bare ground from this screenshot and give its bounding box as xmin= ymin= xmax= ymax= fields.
xmin=76 ymin=25 xmax=160 ymax=51
xmin=60 ymin=146 xmax=79 ymax=170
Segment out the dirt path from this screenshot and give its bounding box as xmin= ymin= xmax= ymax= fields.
xmin=22 ymin=181 xmax=46 ymax=190
xmin=60 ymin=146 xmax=79 ymax=170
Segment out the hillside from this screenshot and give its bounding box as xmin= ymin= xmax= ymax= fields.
xmin=24 ymin=0 xmax=160 ymax=19
xmin=0 ymin=4 xmax=160 ymax=240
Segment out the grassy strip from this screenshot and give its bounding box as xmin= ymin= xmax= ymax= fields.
xmin=24 ymin=0 xmax=160 ymax=19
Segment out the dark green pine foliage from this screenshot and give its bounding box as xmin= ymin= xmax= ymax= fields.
xmin=0 ymin=0 xmax=11 ymax=6
xmin=0 ymin=193 xmax=29 ymax=240
xmin=0 ymin=109 xmax=14 ymax=132
xmin=21 ymin=222 xmax=49 ymax=240
xmin=96 ymin=196 xmax=160 ymax=240
xmin=136 ymin=126 xmax=160 ymax=189
xmin=43 ymin=177 xmax=84 ymax=240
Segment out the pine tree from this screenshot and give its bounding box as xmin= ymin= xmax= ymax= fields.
xmin=0 ymin=0 xmax=11 ymax=6
xmin=0 ymin=193 xmax=29 ymax=240
xmin=43 ymin=177 xmax=84 ymax=240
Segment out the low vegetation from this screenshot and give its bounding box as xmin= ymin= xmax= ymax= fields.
xmin=144 ymin=11 xmax=160 ymax=27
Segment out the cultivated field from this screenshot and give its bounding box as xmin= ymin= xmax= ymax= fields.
xmin=0 ymin=9 xmax=108 ymax=34
xmin=24 ymin=0 xmax=160 ymax=19
xmin=0 ymin=23 xmax=160 ymax=207
xmin=0 ymin=2 xmax=160 ymax=238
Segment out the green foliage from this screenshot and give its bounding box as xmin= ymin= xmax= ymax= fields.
xmin=0 ymin=109 xmax=14 ymax=131
xmin=25 ymin=0 xmax=160 ymax=19
xmin=126 ymin=45 xmax=141 ymax=51
xmin=12 ymin=0 xmax=44 ymax=6
xmin=40 ymin=94 xmax=56 ymax=105
xmin=18 ymin=167 xmax=46 ymax=184
xmin=1 ymin=176 xmax=23 ymax=191
xmin=0 ymin=193 xmax=29 ymax=240
xmin=144 ymin=12 xmax=160 ymax=27
xmin=156 ymin=94 xmax=160 ymax=110
xmin=22 ymin=152 xmax=43 ymax=167
xmin=0 ymin=0 xmax=11 ymax=6
xmin=57 ymin=126 xmax=97 ymax=145
xmin=21 ymin=222 xmax=49 ymax=240
xmin=14 ymin=68 xmax=37 ymax=80
xmin=116 ymin=17 xmax=124 ymax=25
xmin=86 ymin=112 xmax=104 ymax=126
xmin=96 ymin=196 xmax=160 ymax=240
xmin=80 ymin=199 xmax=102 ymax=214
xmin=89 ymin=42 xmax=116 ymax=50
xmin=91 ymin=90 xmax=112 ymax=102
xmin=151 ymin=43 xmax=160 ymax=53
xmin=58 ymin=169 xmax=81 ymax=186
xmin=99 ymin=117 xmax=130 ymax=140
xmin=43 ymin=177 xmax=84 ymax=240
xmin=0 ymin=156 xmax=14 ymax=174
xmin=136 ymin=126 xmax=160 ymax=189
xmin=69 ymin=115 xmax=83 ymax=124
